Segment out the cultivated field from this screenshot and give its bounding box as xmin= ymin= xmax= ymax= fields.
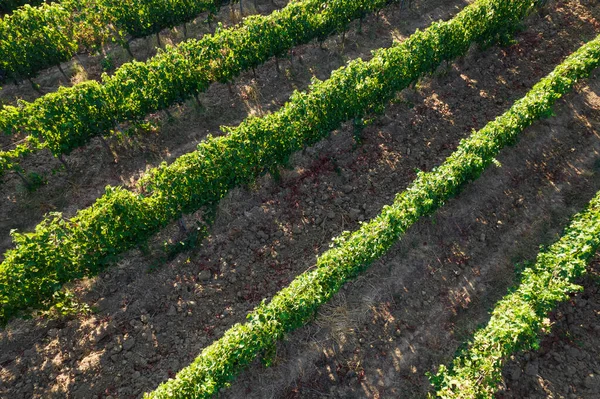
xmin=1 ymin=0 xmax=600 ymax=398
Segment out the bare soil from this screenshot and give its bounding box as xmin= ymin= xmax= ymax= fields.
xmin=499 ymin=257 xmax=600 ymax=398
xmin=1 ymin=0 xmax=600 ymax=398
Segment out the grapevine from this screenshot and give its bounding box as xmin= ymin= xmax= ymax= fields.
xmin=146 ymin=31 xmax=600 ymax=399
xmin=0 ymin=0 xmax=537 ymax=326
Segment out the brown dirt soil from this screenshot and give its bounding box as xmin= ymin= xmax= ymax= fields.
xmin=498 ymin=257 xmax=600 ymax=399
xmin=2 ymin=0 xmax=600 ymax=398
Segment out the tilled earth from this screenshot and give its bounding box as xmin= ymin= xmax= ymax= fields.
xmin=1 ymin=0 xmax=600 ymax=398
xmin=500 ymin=259 xmax=600 ymax=398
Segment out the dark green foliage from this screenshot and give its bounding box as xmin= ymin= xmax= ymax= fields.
xmin=102 ymin=0 xmax=221 ymax=39
xmin=0 ymin=0 xmax=538 ymax=326
xmin=0 ymin=0 xmax=225 ymax=84
xmin=0 ymin=0 xmax=405 ymax=170
xmin=0 ymin=3 xmax=78 ymax=80
xmin=429 ymin=38 xmax=600 ymax=398
xmin=146 ymin=24 xmax=600 ymax=399
xmin=431 ymin=189 xmax=600 ymax=398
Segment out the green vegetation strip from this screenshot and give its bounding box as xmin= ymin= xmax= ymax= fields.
xmin=0 ymin=0 xmax=225 ymax=82
xmin=0 ymin=0 xmax=411 ymax=175
xmin=431 ymin=181 xmax=600 ymax=395
xmin=144 ymin=32 xmax=600 ymax=399
xmin=0 ymin=0 xmax=536 ymax=324
xmin=0 ymin=2 xmax=79 ymax=80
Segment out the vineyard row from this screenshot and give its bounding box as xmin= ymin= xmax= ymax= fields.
xmin=432 ymin=178 xmax=600 ymax=398
xmin=0 ymin=0 xmax=537 ymax=324
xmin=0 ymin=0 xmax=225 ymax=81
xmin=0 ymin=0 xmax=410 ymax=177
xmin=145 ymin=22 xmax=600 ymax=399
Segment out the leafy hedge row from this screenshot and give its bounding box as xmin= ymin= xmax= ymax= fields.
xmin=0 ymin=0 xmax=408 ymax=176
xmin=430 ymin=37 xmax=600 ymax=396
xmin=101 ymin=0 xmax=223 ymax=39
xmin=0 ymin=0 xmax=537 ymax=324
xmin=0 ymin=3 xmax=78 ymax=80
xmin=431 ymin=188 xmax=600 ymax=399
xmin=144 ymin=32 xmax=600 ymax=399
xmin=0 ymin=0 xmax=224 ymax=81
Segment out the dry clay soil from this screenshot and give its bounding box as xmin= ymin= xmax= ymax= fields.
xmin=1 ymin=0 xmax=600 ymax=398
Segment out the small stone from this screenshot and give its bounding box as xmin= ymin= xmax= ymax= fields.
xmin=525 ymin=360 xmax=539 ymax=376
xmin=198 ymin=270 xmax=211 ymax=281
xmin=564 ymin=305 xmax=574 ymax=315
xmin=72 ymin=385 xmax=92 ymax=399
xmin=349 ymin=208 xmax=361 ymax=221
xmin=568 ymin=346 xmax=581 ymax=360
xmin=136 ymin=356 xmax=148 ymax=368
xmin=167 ymin=306 xmax=177 ymax=316
xmin=228 ymin=227 xmax=243 ymax=239
xmin=47 ymin=329 xmax=59 ymax=338
xmin=509 ymin=366 xmax=521 ymax=381
xmin=552 ymin=353 xmax=564 ymax=363
xmin=585 ymin=374 xmax=600 ymax=391
xmin=566 ymin=365 xmax=577 ymax=376
xmin=342 ymin=185 xmax=353 ymax=194
xmin=123 ymin=337 xmax=136 ymax=351
xmin=327 ymin=211 xmax=336 ymax=219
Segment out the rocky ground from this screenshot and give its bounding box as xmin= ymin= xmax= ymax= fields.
xmin=1 ymin=0 xmax=600 ymax=398
xmin=500 ymin=258 xmax=600 ymax=398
